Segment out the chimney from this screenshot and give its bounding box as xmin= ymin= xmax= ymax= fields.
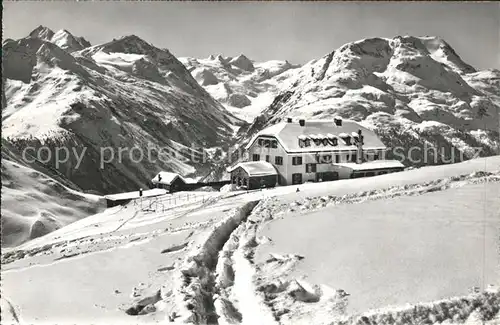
xmin=356 ymin=129 xmax=363 ymax=164
xmin=286 ymin=117 xmax=293 ymax=123
xmin=139 ymin=188 xmax=143 ymax=197
xmin=299 ymin=119 xmax=305 ymax=127
xmin=334 ymin=117 xmax=342 ymax=126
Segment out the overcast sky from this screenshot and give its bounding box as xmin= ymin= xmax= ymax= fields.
xmin=4 ymin=1 xmax=499 ymax=69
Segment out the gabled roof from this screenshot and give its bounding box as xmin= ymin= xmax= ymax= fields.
xmin=105 ymin=188 xmax=167 ymax=201
xmin=246 ymin=119 xmax=386 ymax=153
xmin=227 ymin=161 xmax=277 ymax=177
xmin=335 ymin=160 xmax=405 ymax=171
xmin=151 ymin=172 xmax=186 ymax=185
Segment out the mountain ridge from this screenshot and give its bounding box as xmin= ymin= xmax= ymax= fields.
xmin=3 ymin=27 xmax=239 ymax=194
xmin=238 ymin=35 xmax=499 ymax=165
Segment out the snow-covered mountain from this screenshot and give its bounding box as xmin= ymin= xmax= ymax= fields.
xmin=179 ymin=54 xmax=299 ymax=122
xmin=3 ymin=26 xmax=239 ymax=194
xmin=243 ymin=36 xmax=500 ymax=165
xmin=28 ymin=25 xmax=91 ymax=53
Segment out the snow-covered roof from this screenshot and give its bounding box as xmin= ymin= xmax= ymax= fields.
xmin=151 ymin=172 xmax=186 ymax=185
xmin=246 ymin=119 xmax=386 ymax=153
xmin=104 ymin=188 xmax=167 ymax=201
xmin=227 ymin=161 xmax=278 ymax=177
xmin=335 ymin=160 xmax=405 ymax=171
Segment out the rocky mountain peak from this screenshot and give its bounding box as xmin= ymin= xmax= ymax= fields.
xmin=229 ymin=54 xmax=254 ymax=71
xmin=27 ymin=26 xmax=91 ymax=53
xmin=29 ymin=25 xmax=55 ymax=41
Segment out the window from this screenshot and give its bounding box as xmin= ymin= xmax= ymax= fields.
xmin=316 ymin=154 xmax=332 ymax=164
xmin=335 ymin=154 xmax=340 ymax=163
xmin=299 ymin=139 xmax=305 ymax=148
xmin=351 ymin=153 xmax=357 ymax=163
xmin=305 ymin=139 xmax=311 ymax=147
xmin=265 ymin=155 xmax=270 ymax=162
xmin=328 ymin=138 xmax=338 ymax=146
xmin=322 ymin=139 xmax=328 ymax=146
xmin=306 ymin=163 xmax=317 ymax=173
xmin=258 ymin=139 xmax=264 ymax=146
xmin=343 ymin=136 xmax=352 ymax=146
xmin=292 ymin=156 xmax=303 ymax=165
xmin=271 ymin=140 xmax=278 ymax=148
xmin=264 ymin=140 xmax=271 ymax=148
xmin=275 ymin=156 xmax=283 ymax=165
xmin=252 ymin=154 xmax=260 ymax=161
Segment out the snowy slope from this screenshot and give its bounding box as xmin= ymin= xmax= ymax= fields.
xmin=3 ymin=27 xmax=239 ymax=193
xmin=1 ymin=154 xmax=105 ymax=247
xmin=1 ymin=138 xmax=107 ymax=248
xmin=179 ymin=55 xmax=299 ymax=122
xmin=243 ymin=36 xmax=500 ymax=165
xmin=1 ymin=156 xmax=499 ymax=324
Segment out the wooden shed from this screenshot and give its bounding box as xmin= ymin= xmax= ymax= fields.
xmin=104 ymin=188 xmax=167 ymax=208
xmin=227 ymin=161 xmax=278 ymax=190
xmin=151 ymin=172 xmax=187 ymax=193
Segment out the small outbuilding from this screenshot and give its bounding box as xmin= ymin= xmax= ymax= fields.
xmin=334 ymin=160 xmax=405 ymax=178
xmin=151 ymin=172 xmax=187 ymax=193
xmin=104 ymin=188 xmax=167 ymax=208
xmin=227 ymin=161 xmax=278 ymax=190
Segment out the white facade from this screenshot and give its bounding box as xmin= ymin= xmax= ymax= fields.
xmin=244 ymin=118 xmax=403 ymax=185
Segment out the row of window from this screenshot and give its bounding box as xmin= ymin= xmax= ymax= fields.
xmin=252 ymin=152 xmax=382 ymax=166
xmin=298 ymin=136 xmax=364 ymax=148
xmin=257 ymin=138 xmax=278 ymax=148
xmin=253 ymin=154 xmax=283 ymax=165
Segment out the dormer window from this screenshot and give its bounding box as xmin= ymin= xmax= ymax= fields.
xmin=327 ymin=133 xmax=338 ymax=146
xmin=258 ymin=139 xmax=264 ymax=146
xmin=339 ymin=133 xmax=352 ymax=145
xmin=298 ymin=135 xmax=307 ymax=148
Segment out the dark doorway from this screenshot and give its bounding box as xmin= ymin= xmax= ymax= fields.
xmin=292 ymin=173 xmax=302 ymax=185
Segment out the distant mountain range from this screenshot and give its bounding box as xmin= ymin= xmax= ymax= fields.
xmin=2 ymin=26 xmax=499 ymax=246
